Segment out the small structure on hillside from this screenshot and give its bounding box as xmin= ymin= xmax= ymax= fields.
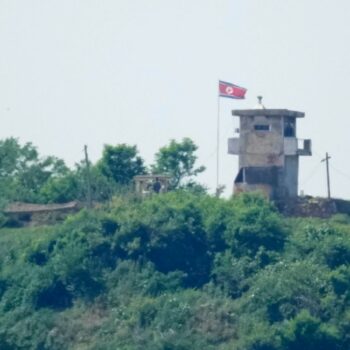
xmin=134 ymin=175 xmax=171 ymax=196
xmin=228 ymin=97 xmax=312 ymax=200
xmin=4 ymin=201 xmax=81 ymax=227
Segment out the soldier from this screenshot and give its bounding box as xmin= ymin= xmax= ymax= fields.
xmin=153 ymin=177 xmax=162 ymax=193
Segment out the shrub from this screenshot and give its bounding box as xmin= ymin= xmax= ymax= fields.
xmin=225 ymin=193 xmax=286 ymax=256
xmin=114 ymin=192 xmax=211 ymax=287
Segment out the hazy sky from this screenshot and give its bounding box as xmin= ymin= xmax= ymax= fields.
xmin=1 ymin=1 xmax=350 ymax=198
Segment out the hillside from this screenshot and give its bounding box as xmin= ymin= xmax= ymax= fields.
xmin=1 ymin=191 xmax=350 ymax=350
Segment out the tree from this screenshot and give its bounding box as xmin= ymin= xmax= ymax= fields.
xmin=152 ymin=138 xmax=205 ymax=189
xmin=0 ymin=138 xmax=68 ymax=203
xmin=39 ymin=171 xmax=80 ymax=203
xmin=280 ymin=310 xmax=341 ymax=350
xmin=98 ymin=144 xmax=146 ymax=185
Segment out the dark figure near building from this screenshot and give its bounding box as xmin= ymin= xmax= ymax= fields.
xmin=284 ymin=121 xmax=295 ymax=137
xmin=134 ymin=175 xmax=170 ymax=196
xmin=153 ymin=178 xmax=161 ymax=193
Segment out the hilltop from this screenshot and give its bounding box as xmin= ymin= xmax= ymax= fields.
xmin=2 ymin=137 xmax=350 ymax=349
xmin=1 ymin=191 xmax=350 ymax=349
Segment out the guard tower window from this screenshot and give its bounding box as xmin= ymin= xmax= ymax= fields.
xmin=284 ymin=117 xmax=295 ymax=137
xmin=254 ymin=124 xmax=270 ymax=131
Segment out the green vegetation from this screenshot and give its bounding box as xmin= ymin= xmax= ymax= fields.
xmin=98 ymin=144 xmax=146 ymax=186
xmin=152 ymin=138 xmax=206 ymax=189
xmin=0 ymin=138 xmax=68 ymax=204
xmin=0 ymin=137 xmax=205 ymax=206
xmin=0 ymin=190 xmax=350 ymax=349
xmin=1 ymin=137 xmax=350 ymax=349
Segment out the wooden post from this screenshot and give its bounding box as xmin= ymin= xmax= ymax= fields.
xmin=321 ymin=152 xmax=331 ymax=199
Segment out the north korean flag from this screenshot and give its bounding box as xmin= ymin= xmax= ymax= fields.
xmin=219 ymin=80 xmax=247 ymax=99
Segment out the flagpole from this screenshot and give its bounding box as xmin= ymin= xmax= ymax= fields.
xmin=216 ymin=80 xmax=246 ymax=195
xmin=216 ymin=91 xmax=221 ymax=192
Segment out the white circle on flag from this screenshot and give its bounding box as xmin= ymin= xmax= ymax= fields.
xmin=226 ymin=86 xmax=233 ymax=94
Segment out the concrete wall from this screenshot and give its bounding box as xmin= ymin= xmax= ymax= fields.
xmin=5 ymin=207 xmax=79 ymax=227
xmin=284 ymin=138 xmax=298 ymax=155
xmin=282 ymin=156 xmax=299 ymax=197
xmin=228 ymin=138 xmax=239 ymax=154
xmin=234 ymin=183 xmax=273 ymax=199
xmin=229 ymin=109 xmax=311 ymax=200
xmin=239 ymin=115 xmax=284 ymax=168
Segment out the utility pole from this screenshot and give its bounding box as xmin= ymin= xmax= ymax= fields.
xmin=84 ymin=145 xmax=92 ymax=209
xmin=321 ymin=152 xmax=331 ymax=199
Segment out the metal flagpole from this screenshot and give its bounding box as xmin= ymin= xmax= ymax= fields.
xmin=216 ymin=79 xmax=246 ymax=196
xmin=216 ymin=91 xmax=221 ymax=192
xmin=84 ymin=145 xmax=93 ymax=209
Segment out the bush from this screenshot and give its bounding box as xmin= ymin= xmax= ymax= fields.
xmin=225 ymin=193 xmax=287 ymax=256
xmin=280 ymin=310 xmax=341 ymax=350
xmin=238 ymin=260 xmax=330 ymax=323
xmin=2 ymin=190 xmax=350 ymax=349
xmin=114 ymin=192 xmax=211 ymax=287
xmin=212 ymin=251 xmax=258 ymax=298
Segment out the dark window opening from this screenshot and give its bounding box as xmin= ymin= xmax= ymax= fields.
xmin=234 ymin=166 xmax=278 ymax=186
xmin=284 ymin=117 xmax=295 ymax=137
xmin=235 ymin=168 xmax=244 ymax=183
xmin=254 ymin=124 xmax=270 ymax=131
xmin=19 ymin=213 xmax=32 ymax=222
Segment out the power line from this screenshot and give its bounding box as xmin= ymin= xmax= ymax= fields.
xmin=312 ymin=146 xmax=350 ymax=182
xmin=300 ymin=161 xmax=322 ymax=186
xmin=330 ymin=163 xmax=350 ymax=182
xmin=203 ymin=148 xmax=217 ymax=162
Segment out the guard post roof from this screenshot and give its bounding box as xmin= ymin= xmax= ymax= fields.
xmin=232 ymin=109 xmax=305 ymax=118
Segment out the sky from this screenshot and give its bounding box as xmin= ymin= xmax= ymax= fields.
xmin=1 ymin=0 xmax=350 ymax=198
